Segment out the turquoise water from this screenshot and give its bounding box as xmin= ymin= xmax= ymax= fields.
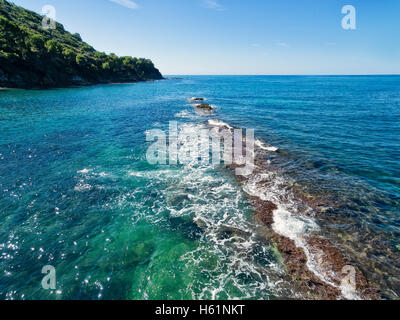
xmin=0 ymin=76 xmax=399 ymax=299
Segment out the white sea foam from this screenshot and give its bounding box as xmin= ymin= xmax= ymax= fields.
xmin=77 ymin=168 xmax=92 ymax=174
xmin=243 ymin=167 xmax=361 ymax=299
xmin=131 ymin=116 xmax=358 ymax=299
xmin=74 ymin=180 xmax=92 ymax=192
xmin=137 ymin=121 xmax=290 ymax=298
xmin=175 ymin=110 xmax=196 ymax=119
xmin=272 ymin=207 xmax=319 ymax=242
xmin=207 ymin=119 xmax=233 ymax=129
xmin=128 ymin=170 xmax=145 ymax=178
xmin=255 ymin=139 xmax=279 ymax=152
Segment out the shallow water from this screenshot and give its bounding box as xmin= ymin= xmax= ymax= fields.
xmin=0 ymin=76 xmax=399 ymax=299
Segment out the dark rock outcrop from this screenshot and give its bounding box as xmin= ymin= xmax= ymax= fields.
xmin=194 ymin=103 xmax=213 ymax=111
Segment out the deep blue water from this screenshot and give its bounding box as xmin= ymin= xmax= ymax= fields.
xmin=0 ymin=76 xmax=399 ymax=299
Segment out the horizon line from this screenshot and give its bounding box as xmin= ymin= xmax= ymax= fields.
xmin=164 ymin=74 xmax=400 ymax=76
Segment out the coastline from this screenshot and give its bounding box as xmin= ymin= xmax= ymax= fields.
xmin=0 ymin=77 xmax=166 ymax=91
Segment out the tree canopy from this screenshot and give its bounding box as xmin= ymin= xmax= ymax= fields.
xmin=0 ymin=0 xmax=163 ymax=88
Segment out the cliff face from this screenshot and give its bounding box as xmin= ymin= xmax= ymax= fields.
xmin=0 ymin=0 xmax=163 ymax=89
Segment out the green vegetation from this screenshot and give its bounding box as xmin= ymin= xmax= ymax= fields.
xmin=0 ymin=0 xmax=163 ymax=88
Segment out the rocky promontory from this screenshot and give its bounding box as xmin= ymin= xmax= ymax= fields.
xmin=0 ymin=0 xmax=163 ymax=89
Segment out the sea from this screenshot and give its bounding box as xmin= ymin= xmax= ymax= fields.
xmin=0 ymin=75 xmax=399 ymax=300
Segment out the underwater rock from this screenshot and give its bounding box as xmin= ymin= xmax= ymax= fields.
xmin=167 ymin=194 xmax=190 ymax=207
xmin=168 ymin=216 xmax=203 ymax=240
xmin=217 ymin=225 xmax=252 ymax=239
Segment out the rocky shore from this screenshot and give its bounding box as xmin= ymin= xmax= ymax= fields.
xmin=201 ymin=97 xmax=380 ymax=300
xmin=232 ymin=138 xmax=379 ymax=300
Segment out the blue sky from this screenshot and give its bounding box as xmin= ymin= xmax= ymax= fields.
xmin=10 ymin=0 xmax=400 ymax=75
